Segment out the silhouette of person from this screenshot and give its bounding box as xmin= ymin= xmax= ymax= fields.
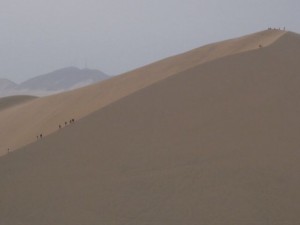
xmin=59 ymin=124 xmax=61 ymax=129
xmin=40 ymin=134 xmax=43 ymax=139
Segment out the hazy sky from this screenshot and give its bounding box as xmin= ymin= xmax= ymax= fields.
xmin=0 ymin=0 xmax=299 ymax=82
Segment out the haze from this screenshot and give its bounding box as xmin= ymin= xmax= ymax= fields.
xmin=0 ymin=0 xmax=299 ymax=82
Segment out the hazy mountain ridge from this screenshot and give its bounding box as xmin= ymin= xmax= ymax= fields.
xmin=0 ymin=78 xmax=18 ymax=90
xmin=0 ymin=67 xmax=109 ymax=97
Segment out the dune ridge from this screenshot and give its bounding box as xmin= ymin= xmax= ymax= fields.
xmin=0 ymin=30 xmax=286 ymax=155
xmin=1 ymin=30 xmax=300 ymax=224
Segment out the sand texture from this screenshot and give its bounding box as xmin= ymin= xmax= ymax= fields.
xmin=1 ymin=31 xmax=300 ymax=224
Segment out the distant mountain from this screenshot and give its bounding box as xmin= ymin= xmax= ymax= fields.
xmin=0 ymin=79 xmax=18 ymax=96
xmin=0 ymin=67 xmax=109 ymax=97
xmin=18 ymin=67 xmax=109 ymax=91
xmin=0 ymin=78 xmax=17 ymax=90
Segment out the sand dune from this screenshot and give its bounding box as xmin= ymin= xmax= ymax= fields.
xmin=0 ymin=31 xmax=300 ymax=224
xmin=0 ymin=29 xmax=285 ymax=156
xmin=0 ymin=95 xmax=37 ymax=111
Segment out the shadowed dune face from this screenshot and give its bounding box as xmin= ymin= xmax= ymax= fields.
xmin=0 ymin=95 xmax=37 ymax=111
xmin=0 ymin=32 xmax=300 ymax=224
xmin=0 ymin=30 xmax=285 ymax=155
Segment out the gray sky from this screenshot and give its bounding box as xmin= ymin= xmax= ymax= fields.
xmin=0 ymin=0 xmax=299 ymax=83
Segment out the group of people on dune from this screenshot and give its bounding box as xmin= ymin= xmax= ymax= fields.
xmin=6 ymin=118 xmax=76 ymax=155
xmin=58 ymin=118 xmax=75 ymax=129
xmin=268 ymin=27 xmax=286 ymax=31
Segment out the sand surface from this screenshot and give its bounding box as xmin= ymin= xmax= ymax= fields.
xmin=0 ymin=30 xmax=285 ymax=156
xmin=0 ymin=95 xmax=37 ymax=111
xmin=0 ymin=31 xmax=300 ymax=224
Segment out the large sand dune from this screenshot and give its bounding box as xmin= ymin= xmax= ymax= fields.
xmin=0 ymin=30 xmax=285 ymax=156
xmin=1 ymin=31 xmax=300 ymax=224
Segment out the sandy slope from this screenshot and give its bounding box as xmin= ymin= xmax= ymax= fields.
xmin=1 ymin=31 xmax=300 ymax=224
xmin=0 ymin=30 xmax=285 ymax=156
xmin=0 ymin=95 xmax=37 ymax=111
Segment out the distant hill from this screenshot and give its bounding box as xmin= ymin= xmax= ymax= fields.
xmin=18 ymin=67 xmax=109 ymax=91
xmin=0 ymin=79 xmax=17 ymax=94
xmin=0 ymin=67 xmax=109 ymax=96
xmin=0 ymin=78 xmax=18 ymax=96
xmin=0 ymin=95 xmax=37 ymax=111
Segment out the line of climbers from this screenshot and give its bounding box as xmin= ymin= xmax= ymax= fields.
xmin=37 ymin=118 xmax=76 ymax=141
xmin=268 ymin=27 xmax=286 ymax=31
xmin=6 ymin=118 xmax=76 ymax=155
xmin=58 ymin=118 xmax=75 ymax=129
